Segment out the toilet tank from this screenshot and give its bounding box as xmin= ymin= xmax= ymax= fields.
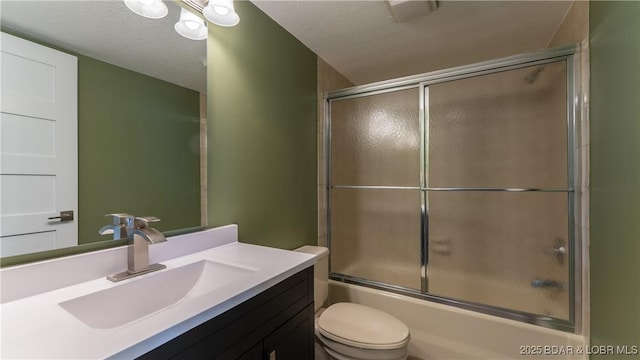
xmin=294 ymin=246 xmax=329 ymax=311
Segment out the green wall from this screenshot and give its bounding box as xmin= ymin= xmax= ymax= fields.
xmin=590 ymin=0 xmax=640 ymax=355
xmin=207 ymin=1 xmax=317 ymax=249
xmin=0 ymin=30 xmax=201 ymax=265
xmin=78 ymin=56 xmax=201 ymax=244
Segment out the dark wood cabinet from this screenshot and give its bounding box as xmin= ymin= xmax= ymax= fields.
xmin=263 ymin=304 xmax=314 ymax=360
xmin=138 ymin=267 xmax=314 ymax=360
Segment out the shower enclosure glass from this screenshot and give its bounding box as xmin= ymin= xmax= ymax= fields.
xmin=330 ymin=88 xmax=422 ymax=290
xmin=427 ymin=61 xmax=570 ymax=320
xmin=327 ymin=46 xmax=580 ymax=331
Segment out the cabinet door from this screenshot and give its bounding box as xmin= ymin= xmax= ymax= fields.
xmin=137 ymin=268 xmax=314 ymax=360
xmin=237 ymin=343 xmax=263 ymax=360
xmin=264 ymin=304 xmax=314 ymax=360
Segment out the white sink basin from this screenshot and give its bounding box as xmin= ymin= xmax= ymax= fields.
xmin=59 ymin=260 xmax=255 ymax=329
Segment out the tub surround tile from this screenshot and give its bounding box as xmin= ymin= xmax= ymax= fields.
xmin=318 ymin=235 xmax=327 ymax=248
xmin=317 ymin=57 xmax=353 ymax=246
xmin=317 ymin=128 xmax=325 ymax=160
xmin=318 ymin=159 xmax=326 ymax=186
xmin=547 ymin=0 xmax=588 ymax=48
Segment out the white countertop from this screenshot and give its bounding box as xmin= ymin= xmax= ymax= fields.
xmin=0 ymin=226 xmax=315 ymax=359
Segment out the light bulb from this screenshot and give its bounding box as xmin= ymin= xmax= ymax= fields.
xmin=124 ymin=0 xmax=168 ymax=19
xmin=185 ymin=20 xmax=199 ymax=30
xmin=175 ymin=7 xmax=207 ymax=40
xmin=203 ymin=0 xmax=239 ymax=27
xmin=214 ymin=6 xmax=229 ymax=15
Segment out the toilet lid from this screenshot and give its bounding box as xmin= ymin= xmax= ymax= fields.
xmin=317 ymin=303 xmax=410 ymax=350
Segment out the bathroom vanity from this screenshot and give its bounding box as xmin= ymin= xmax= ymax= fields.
xmin=0 ymin=225 xmax=315 ymax=359
xmin=139 ymin=267 xmax=314 ymax=359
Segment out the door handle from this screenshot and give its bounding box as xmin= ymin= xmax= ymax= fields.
xmin=48 ymin=210 xmax=74 ymax=222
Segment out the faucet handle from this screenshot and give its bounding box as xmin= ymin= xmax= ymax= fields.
xmin=98 ymin=224 xmax=116 ymax=235
xmin=134 ymin=216 xmax=161 ymax=228
xmin=104 ymin=213 xmax=134 ymax=225
xmin=98 ymin=224 xmax=128 ymax=239
xmin=99 ymin=214 xmax=130 ymax=240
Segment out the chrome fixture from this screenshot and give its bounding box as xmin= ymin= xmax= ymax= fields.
xmin=123 ymin=0 xmax=240 ymax=41
xmin=99 ymin=214 xmax=167 ymax=282
xmin=531 ymin=279 xmax=565 ymax=291
xmin=98 ymin=213 xmax=130 ymax=240
xmin=544 ymin=238 xmax=566 ymax=265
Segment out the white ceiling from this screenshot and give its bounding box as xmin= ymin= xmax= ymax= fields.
xmin=0 ymin=1 xmax=573 ymax=92
xmin=0 ymin=0 xmax=207 ymax=93
xmin=252 ymin=0 xmax=574 ymax=85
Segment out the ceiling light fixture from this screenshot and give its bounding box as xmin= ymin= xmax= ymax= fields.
xmin=124 ymin=0 xmax=169 ymax=19
xmin=202 ymin=0 xmax=240 ymax=27
xmin=175 ymin=8 xmax=208 ymax=40
xmin=124 ymin=0 xmax=240 ymax=41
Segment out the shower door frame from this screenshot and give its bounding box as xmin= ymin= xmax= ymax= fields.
xmin=325 ymin=44 xmax=582 ymax=333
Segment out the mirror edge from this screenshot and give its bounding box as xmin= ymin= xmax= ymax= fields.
xmin=0 ymin=226 xmax=210 ymax=268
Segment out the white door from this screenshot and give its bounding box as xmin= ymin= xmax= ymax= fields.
xmin=0 ymin=32 xmax=78 ymax=257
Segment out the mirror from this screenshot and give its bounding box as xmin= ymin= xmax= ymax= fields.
xmin=0 ymin=0 xmax=207 ymax=262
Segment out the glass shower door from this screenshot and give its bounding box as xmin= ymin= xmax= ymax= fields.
xmin=326 ymin=48 xmax=580 ymax=330
xmin=329 ymin=88 xmax=422 ymax=290
xmin=425 ymin=61 xmax=572 ymax=320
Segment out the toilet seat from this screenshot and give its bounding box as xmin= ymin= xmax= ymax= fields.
xmin=316 ymin=324 xmax=409 ymax=360
xmin=316 ymin=303 xmax=410 ymax=350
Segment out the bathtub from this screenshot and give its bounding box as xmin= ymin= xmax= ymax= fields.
xmin=328 ymin=280 xmax=586 ymax=360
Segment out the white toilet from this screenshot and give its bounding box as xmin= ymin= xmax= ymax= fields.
xmin=295 ymin=246 xmax=410 ymax=360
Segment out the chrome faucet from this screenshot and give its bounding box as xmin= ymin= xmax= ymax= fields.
xmin=98 ymin=213 xmax=130 ymax=240
xmin=99 ymin=214 xmax=167 ymax=282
